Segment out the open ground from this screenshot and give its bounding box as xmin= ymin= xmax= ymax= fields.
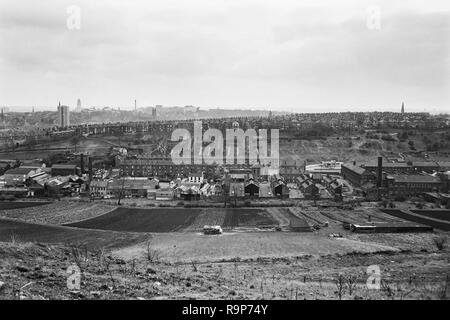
xmin=0 ymin=201 xmax=449 ymax=300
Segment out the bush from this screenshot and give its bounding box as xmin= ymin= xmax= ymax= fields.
xmin=433 ymin=236 xmax=447 ymax=251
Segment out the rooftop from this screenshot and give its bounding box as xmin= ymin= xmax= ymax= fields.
xmin=5 ymin=167 xmax=40 ymax=175
xmin=52 ymin=164 xmax=77 ymax=169
xmin=388 ymin=175 xmax=441 ymax=183
xmin=342 ymin=163 xmax=368 ymax=175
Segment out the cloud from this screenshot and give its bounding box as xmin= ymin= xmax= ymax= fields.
xmin=0 ymin=0 xmax=448 ymax=111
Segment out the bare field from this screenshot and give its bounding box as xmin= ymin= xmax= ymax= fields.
xmin=0 ymin=218 xmax=151 ymax=250
xmin=412 ymin=210 xmax=450 ymax=222
xmin=66 ymin=207 xmax=280 ymax=232
xmin=0 ymin=202 xmax=115 ymax=225
xmin=0 ymin=201 xmax=51 ymax=210
xmin=1 ymin=241 xmax=448 ymax=300
xmin=113 ymin=232 xmax=399 ymax=263
xmin=66 ymin=207 xmax=200 ymax=232
xmin=0 ymin=203 xmax=449 ymax=300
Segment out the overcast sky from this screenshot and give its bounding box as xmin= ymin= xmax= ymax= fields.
xmin=0 ymin=0 xmax=448 ymax=113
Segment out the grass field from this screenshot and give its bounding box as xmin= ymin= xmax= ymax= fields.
xmin=0 ymin=218 xmax=151 ymax=249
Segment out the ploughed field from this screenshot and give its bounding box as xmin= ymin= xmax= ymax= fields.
xmin=411 ymin=210 xmax=450 ymax=222
xmin=1 ymin=201 xmax=433 ymax=235
xmin=66 ymin=207 xmax=280 ymax=232
xmin=0 ymin=201 xmax=51 ymax=210
xmin=0 ymin=218 xmax=151 ymax=249
xmin=382 ymin=209 xmax=450 ymax=231
xmin=0 ymin=201 xmax=115 ymax=225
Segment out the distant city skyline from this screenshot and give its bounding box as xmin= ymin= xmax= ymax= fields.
xmin=0 ymin=103 xmax=450 ymax=115
xmin=0 ymin=103 xmax=448 ymax=115
xmin=0 ymin=0 xmax=448 ymax=113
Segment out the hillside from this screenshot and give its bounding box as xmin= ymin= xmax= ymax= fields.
xmin=0 ymin=241 xmax=448 ymax=300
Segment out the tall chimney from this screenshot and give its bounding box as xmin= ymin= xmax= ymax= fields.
xmin=88 ymin=157 xmax=93 ymax=181
xmin=80 ymin=153 xmax=84 ymax=175
xmin=377 ymin=156 xmax=383 ymax=188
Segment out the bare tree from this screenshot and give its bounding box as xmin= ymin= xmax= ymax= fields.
xmin=334 ymin=274 xmax=346 ymax=300
xmin=346 ymin=274 xmax=358 ymax=296
xmin=146 ymin=239 xmax=161 ymax=262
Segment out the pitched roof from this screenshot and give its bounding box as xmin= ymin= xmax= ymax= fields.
xmin=389 ymin=174 xmax=441 ymax=183
xmin=259 ymin=183 xmax=273 ymax=197
xmin=412 ymin=161 xmax=439 ymax=167
xmin=5 ymin=167 xmax=40 ymax=175
xmin=363 ymin=161 xmax=409 ymax=168
xmin=342 ymin=163 xmax=367 ymax=175
xmin=52 ymin=164 xmax=77 ymax=169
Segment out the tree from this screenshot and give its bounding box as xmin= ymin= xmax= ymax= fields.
xmin=117 ymin=178 xmax=126 ymax=205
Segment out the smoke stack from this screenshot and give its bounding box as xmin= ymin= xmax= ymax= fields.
xmin=80 ymin=153 xmax=84 ymax=176
xmin=88 ymin=157 xmax=93 ymax=181
xmin=377 ymin=157 xmax=383 ymax=188
xmin=353 ymin=161 xmax=356 ymax=166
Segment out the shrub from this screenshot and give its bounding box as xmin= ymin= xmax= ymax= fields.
xmin=433 ymin=236 xmax=447 ymax=251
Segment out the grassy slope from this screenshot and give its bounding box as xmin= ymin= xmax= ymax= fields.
xmin=0 ymin=240 xmax=448 ymax=300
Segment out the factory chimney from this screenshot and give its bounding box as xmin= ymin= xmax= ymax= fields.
xmin=88 ymin=157 xmax=93 ymax=182
xmin=80 ymin=153 xmax=84 ymax=175
xmin=377 ymin=156 xmax=383 ymax=188
xmin=377 ymin=156 xmax=383 ymax=200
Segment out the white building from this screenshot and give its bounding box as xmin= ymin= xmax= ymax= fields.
xmin=188 ymin=172 xmax=204 ymax=184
